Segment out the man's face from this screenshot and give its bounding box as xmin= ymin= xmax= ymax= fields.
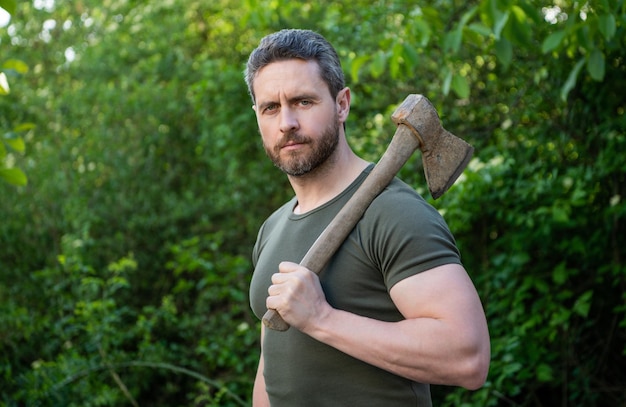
xmin=252 ymin=59 xmax=344 ymax=177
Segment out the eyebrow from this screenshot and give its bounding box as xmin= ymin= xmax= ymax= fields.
xmin=257 ymin=93 xmax=321 ymax=111
xmin=256 ymin=100 xmax=276 ymax=112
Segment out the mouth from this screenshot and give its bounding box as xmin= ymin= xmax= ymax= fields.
xmin=280 ymin=136 xmax=308 ymax=151
xmin=282 ymin=141 xmax=303 ymax=150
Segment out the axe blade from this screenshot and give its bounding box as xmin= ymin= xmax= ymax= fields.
xmin=391 ymin=94 xmax=473 ymax=199
xmin=423 ymin=128 xmax=474 ymax=199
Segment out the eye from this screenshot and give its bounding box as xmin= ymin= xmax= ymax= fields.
xmin=263 ymin=103 xmax=279 ymax=113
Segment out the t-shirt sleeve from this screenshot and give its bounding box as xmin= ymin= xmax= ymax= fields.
xmin=362 ymin=180 xmax=461 ymax=290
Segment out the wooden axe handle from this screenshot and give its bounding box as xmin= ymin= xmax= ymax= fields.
xmin=262 ymin=124 xmax=421 ymax=331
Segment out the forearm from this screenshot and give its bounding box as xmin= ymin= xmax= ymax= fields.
xmin=299 ymin=264 xmax=491 ymax=389
xmin=302 ymin=306 xmax=489 ymax=389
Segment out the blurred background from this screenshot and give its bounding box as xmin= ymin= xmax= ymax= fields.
xmin=1 ymin=0 xmax=624 ymax=405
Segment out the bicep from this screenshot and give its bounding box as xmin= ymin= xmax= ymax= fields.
xmin=390 ymin=263 xmax=485 ymax=323
xmin=389 ymin=264 xmax=490 ymax=387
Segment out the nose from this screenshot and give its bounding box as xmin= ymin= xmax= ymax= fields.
xmin=279 ymin=107 xmax=299 ymax=134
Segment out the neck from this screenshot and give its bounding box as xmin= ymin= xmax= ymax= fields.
xmin=288 ymin=139 xmax=369 ymax=214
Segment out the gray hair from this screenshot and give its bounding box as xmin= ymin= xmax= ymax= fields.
xmin=244 ymin=29 xmax=345 ymax=103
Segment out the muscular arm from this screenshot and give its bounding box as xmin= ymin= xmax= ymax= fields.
xmin=267 ymin=262 xmax=490 ymax=389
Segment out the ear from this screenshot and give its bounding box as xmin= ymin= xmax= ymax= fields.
xmin=252 ymin=104 xmax=257 ymax=112
xmin=336 ymin=87 xmax=351 ymax=122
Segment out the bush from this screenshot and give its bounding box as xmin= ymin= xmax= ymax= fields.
xmin=1 ymin=232 xmax=257 ymax=406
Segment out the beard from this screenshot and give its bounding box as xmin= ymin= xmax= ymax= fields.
xmin=264 ymin=117 xmax=340 ymax=177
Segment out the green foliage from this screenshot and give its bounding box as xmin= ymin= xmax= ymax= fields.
xmin=1 ymin=0 xmax=625 ymax=405
xmin=436 ymin=67 xmax=626 ymax=404
xmin=2 ymin=232 xmax=254 ymax=406
xmin=1 ymin=58 xmax=31 ymax=186
xmin=0 ymin=0 xmax=16 ymax=15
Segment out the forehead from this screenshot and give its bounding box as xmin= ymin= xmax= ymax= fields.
xmin=253 ymin=59 xmax=330 ymax=101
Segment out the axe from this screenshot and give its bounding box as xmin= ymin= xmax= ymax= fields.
xmin=263 ymin=94 xmax=474 ymax=331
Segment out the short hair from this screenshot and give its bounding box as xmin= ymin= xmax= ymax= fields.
xmin=244 ymin=29 xmax=345 ymax=103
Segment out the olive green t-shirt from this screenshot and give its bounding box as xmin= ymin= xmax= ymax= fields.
xmin=250 ymin=165 xmax=461 ymax=406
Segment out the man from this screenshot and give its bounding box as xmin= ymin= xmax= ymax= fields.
xmin=245 ymin=29 xmax=490 ymax=407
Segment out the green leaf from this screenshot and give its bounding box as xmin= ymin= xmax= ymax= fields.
xmin=442 ymin=68 xmax=452 ymax=96
xmin=13 ymin=122 xmax=36 ymax=132
xmin=3 ymin=133 xmax=25 ymax=153
xmin=468 ymin=22 xmax=491 ymax=37
xmin=412 ymin=19 xmax=431 ymax=47
xmin=390 ymin=44 xmax=401 ymax=79
xmin=515 ymin=1 xmax=542 ymax=24
xmin=0 ymin=72 xmax=9 ymax=95
xmin=0 ymin=0 xmax=16 ymax=15
xmin=560 ymin=58 xmax=585 ymax=101
xmin=552 ymin=205 xmax=569 ymax=222
xmin=0 ymin=167 xmax=27 ymax=186
xmin=536 ymin=363 xmax=554 ymax=382
xmin=459 ymin=6 xmax=477 ymax=27
xmin=451 ymin=74 xmax=470 ymax=99
xmin=541 ymin=30 xmax=567 ymax=54
xmin=509 ymin=5 xmax=532 ymax=45
xmin=597 ymin=14 xmax=616 ymax=41
xmin=3 ymin=59 xmax=29 ymax=74
xmin=348 ymin=55 xmax=368 ymax=84
xmin=587 ymin=48 xmax=605 ymax=81
xmin=495 ymin=38 xmax=513 ymax=68
xmin=573 ymin=290 xmax=593 ymax=317
xmin=493 ymin=10 xmax=510 ymax=40
xmin=401 ymin=43 xmax=419 ymax=68
xmin=444 ymin=28 xmax=463 ymax=53
xmin=436 ymin=8 xmax=474 ymax=54
xmin=369 ymin=51 xmax=387 ymax=79
xmin=552 ymin=262 xmax=568 ymax=285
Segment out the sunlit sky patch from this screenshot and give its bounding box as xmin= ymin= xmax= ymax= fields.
xmin=0 ymin=7 xmax=11 ymax=28
xmin=33 ymin=0 xmax=56 ymax=12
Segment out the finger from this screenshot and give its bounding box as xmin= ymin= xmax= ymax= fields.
xmin=267 ymin=283 xmax=281 ymax=296
xmin=266 ymin=290 xmax=287 ymax=311
xmin=271 ymin=272 xmax=287 ymax=284
xmin=278 ymin=261 xmax=300 ymax=274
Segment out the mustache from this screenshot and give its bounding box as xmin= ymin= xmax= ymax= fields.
xmin=278 ymin=132 xmax=311 ymax=149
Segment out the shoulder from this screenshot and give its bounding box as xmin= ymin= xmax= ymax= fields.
xmin=366 ymin=177 xmax=447 ymax=229
xmin=357 ymin=177 xmax=461 ymax=286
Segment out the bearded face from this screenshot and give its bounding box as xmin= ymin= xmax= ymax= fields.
xmin=263 ymin=113 xmax=340 ymax=177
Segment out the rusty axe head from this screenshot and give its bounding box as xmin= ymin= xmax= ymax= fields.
xmin=391 ymin=94 xmax=474 ymax=199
